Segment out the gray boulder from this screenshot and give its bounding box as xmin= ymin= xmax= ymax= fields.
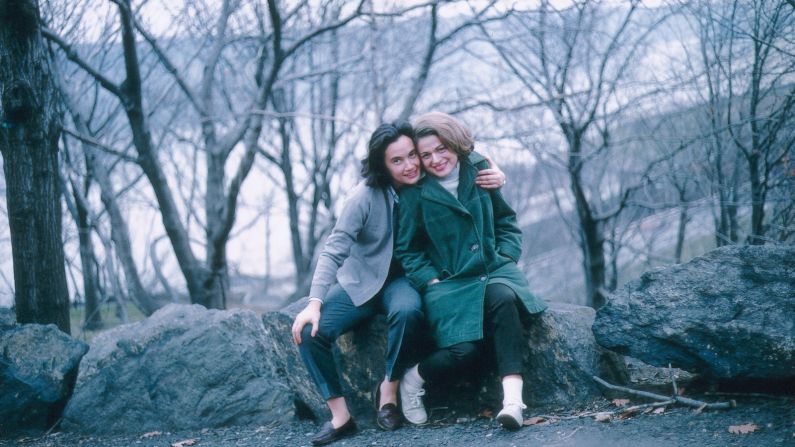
xmin=1 ymin=323 xmax=88 ymax=434
xmin=0 ymin=307 xmax=15 ymax=327
xmin=522 ymin=302 xmax=628 ymax=406
xmin=593 ymin=245 xmax=795 ymax=379
xmin=62 ymin=304 xmax=294 ymax=434
xmin=261 ymin=299 xmax=627 ymax=422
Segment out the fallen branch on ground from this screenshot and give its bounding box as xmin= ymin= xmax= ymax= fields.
xmin=593 ymin=375 xmax=736 ymax=410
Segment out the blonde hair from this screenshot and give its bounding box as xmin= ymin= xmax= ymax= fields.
xmin=412 ymin=112 xmax=474 ymax=156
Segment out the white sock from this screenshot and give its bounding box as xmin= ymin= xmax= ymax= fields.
xmin=403 ymin=364 xmax=425 ymax=387
xmin=502 ymin=376 xmax=525 ymax=407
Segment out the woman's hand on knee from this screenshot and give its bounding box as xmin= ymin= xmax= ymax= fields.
xmin=291 ymin=300 xmax=322 ymax=344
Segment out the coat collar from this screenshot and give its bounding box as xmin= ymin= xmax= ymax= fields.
xmin=420 ymin=153 xmax=483 ymax=215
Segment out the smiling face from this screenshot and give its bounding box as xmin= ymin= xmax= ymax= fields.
xmin=417 ymin=135 xmax=459 ymax=178
xmin=384 ymin=135 xmax=421 ymax=188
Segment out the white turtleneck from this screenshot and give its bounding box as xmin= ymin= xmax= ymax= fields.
xmin=436 ymin=161 xmax=460 ymax=199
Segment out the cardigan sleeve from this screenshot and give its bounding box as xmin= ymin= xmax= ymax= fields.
xmin=395 ymin=186 xmax=439 ymax=291
xmin=308 ymin=184 xmax=370 ymax=300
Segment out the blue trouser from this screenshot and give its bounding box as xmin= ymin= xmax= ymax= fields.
xmin=298 ymin=276 xmax=423 ymax=400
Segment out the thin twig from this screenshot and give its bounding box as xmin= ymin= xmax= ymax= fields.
xmin=620 ymin=399 xmax=676 ymax=415
xmin=669 ymin=363 xmax=679 ymax=396
xmin=559 ymin=426 xmax=583 ymax=440
xmin=533 ymin=399 xmax=675 ymax=423
xmin=42 ymin=416 xmax=63 ymax=437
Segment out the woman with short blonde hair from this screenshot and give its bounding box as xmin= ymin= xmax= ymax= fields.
xmin=396 ymin=111 xmax=547 ymax=431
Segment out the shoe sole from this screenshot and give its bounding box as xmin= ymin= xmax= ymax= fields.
xmin=310 ymin=423 xmax=357 ymax=446
xmin=496 ymin=413 xmax=522 ymax=430
xmin=404 ymin=417 xmax=428 ymax=426
xmin=375 ymin=420 xmax=395 ymax=431
xmin=375 ymin=414 xmax=402 ymax=431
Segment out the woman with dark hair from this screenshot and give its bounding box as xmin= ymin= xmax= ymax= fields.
xmin=291 ymin=120 xmax=505 ymax=445
xmin=395 ymin=112 xmax=547 ymax=431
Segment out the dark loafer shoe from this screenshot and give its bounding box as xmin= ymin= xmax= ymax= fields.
xmin=372 ymin=381 xmax=403 ymax=431
xmin=376 ymin=403 xmax=403 ymax=431
xmin=310 ymin=418 xmax=357 ymax=446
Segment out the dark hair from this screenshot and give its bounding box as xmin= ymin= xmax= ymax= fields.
xmin=361 ymin=120 xmax=415 ymax=187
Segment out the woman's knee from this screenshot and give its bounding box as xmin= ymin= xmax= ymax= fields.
xmin=388 ymin=301 xmax=422 ymax=323
xmin=485 ymin=283 xmax=518 ymax=308
xmin=448 ymin=342 xmax=479 ymax=362
xmin=385 ymin=292 xmax=423 ymax=324
xmin=300 ymin=323 xmax=334 ymax=345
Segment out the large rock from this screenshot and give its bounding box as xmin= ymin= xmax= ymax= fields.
xmin=1 ymin=323 xmax=88 ymax=435
xmin=62 ymin=304 xmax=294 ymax=434
xmin=261 ymin=299 xmax=627 ymax=422
xmin=0 ymin=307 xmax=15 ymax=327
xmin=523 ymin=302 xmax=628 ymax=406
xmin=593 ymin=245 xmax=795 ymax=379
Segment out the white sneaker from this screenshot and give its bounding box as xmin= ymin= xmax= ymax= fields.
xmin=496 ymin=403 xmax=525 ymax=430
xmin=399 ymin=379 xmax=428 ymax=425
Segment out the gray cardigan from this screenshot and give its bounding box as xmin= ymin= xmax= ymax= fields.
xmin=308 ymin=181 xmax=396 ymax=306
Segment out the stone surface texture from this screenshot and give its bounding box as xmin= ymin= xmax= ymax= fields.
xmin=1 ymin=322 xmax=88 ymax=434
xmin=593 ymin=245 xmax=795 ymax=379
xmin=62 ymin=304 xmax=294 ymax=434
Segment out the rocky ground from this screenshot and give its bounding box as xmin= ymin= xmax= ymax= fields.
xmin=3 ymin=394 xmax=792 ymax=447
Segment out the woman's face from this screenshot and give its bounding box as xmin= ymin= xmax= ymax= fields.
xmin=417 ymin=135 xmax=458 ymax=178
xmin=385 ymin=135 xmax=421 ymax=188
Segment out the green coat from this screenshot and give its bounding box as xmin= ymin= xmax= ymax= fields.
xmin=395 ymin=152 xmax=547 ymax=348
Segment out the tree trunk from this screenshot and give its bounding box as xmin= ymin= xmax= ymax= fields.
xmin=62 ymin=105 xmax=162 ymax=316
xmin=114 ymin=0 xmax=210 ymax=307
xmin=747 ymin=152 xmax=765 ymax=244
xmin=579 ymin=214 xmax=607 ymax=309
xmin=97 ymin=170 xmax=161 ymax=315
xmin=567 ymin=133 xmax=606 ymax=309
xmin=203 ymin=145 xmax=228 ymax=310
xmin=274 ymin=112 xmax=312 ymax=298
xmin=72 ymin=179 xmax=103 ymax=330
xmin=0 ymin=0 xmax=71 ymax=334
xmin=675 ymin=205 xmax=689 ymax=264
xmin=150 ymin=237 xmax=179 ymax=303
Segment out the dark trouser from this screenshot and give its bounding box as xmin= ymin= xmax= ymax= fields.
xmin=298 ymin=276 xmax=423 ymax=400
xmin=418 ymin=283 xmax=524 ymax=383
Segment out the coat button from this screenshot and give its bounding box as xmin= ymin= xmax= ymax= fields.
xmin=470 ymin=243 xmax=479 ymax=252
xmin=479 ymin=275 xmax=487 ymax=282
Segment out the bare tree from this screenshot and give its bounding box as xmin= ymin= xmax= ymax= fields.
xmin=681 ymin=0 xmax=795 ymax=245
xmin=0 ymin=0 xmax=71 ymax=332
xmin=723 ymin=0 xmax=795 ymax=244
xmin=44 ymin=0 xmax=366 ymax=308
xmin=481 ymin=2 xmax=668 ymax=307
xmin=59 ymin=142 xmax=103 ymax=329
